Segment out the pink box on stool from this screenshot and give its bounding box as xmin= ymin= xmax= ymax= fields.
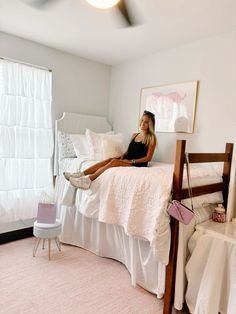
xmin=37 ymin=202 xmax=57 ymax=224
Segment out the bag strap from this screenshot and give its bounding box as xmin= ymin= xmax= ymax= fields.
xmin=185 ymin=153 xmax=194 ymax=212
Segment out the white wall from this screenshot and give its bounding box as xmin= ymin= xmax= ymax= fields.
xmin=109 ymin=31 xmax=236 ymax=156
xmin=0 ymin=31 xmax=111 ymax=122
xmin=108 ymin=31 xmax=236 ymax=218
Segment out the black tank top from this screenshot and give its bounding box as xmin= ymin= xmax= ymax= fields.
xmin=125 ymin=134 xmax=148 ymax=167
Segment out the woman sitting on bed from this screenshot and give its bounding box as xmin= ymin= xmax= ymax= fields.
xmin=64 ymin=110 xmax=157 ymax=190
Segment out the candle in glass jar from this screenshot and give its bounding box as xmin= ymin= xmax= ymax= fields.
xmin=212 ymin=204 xmax=225 ymax=223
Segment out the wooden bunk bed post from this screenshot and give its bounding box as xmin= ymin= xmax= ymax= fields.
xmin=222 ymin=143 xmax=233 ymax=208
xmin=163 ymin=140 xmax=186 ymax=314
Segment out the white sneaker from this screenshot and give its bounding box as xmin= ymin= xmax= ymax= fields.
xmin=69 ymin=175 xmax=92 ymax=190
xmin=63 ymin=171 xmax=83 ymax=181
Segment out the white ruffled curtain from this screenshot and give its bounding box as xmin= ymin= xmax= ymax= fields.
xmin=0 ymin=60 xmax=54 ymax=223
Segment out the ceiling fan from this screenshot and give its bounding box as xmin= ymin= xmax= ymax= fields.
xmin=24 ymin=0 xmax=138 ymax=27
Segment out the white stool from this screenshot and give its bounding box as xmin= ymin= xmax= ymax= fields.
xmin=33 ymin=219 xmax=62 ymax=260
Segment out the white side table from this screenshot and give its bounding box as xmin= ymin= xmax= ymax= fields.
xmin=185 ymin=220 xmax=236 ymax=314
xmin=33 ymin=219 xmax=62 ymax=260
xmin=195 ymin=220 xmax=236 ymax=243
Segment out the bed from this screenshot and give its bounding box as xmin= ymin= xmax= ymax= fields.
xmin=54 ymin=112 xmax=233 ymax=314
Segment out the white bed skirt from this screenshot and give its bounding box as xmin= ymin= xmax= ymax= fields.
xmin=59 ymin=204 xmax=166 ymax=299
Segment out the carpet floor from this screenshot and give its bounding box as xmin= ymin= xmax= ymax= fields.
xmin=0 ymin=237 xmax=167 ymax=314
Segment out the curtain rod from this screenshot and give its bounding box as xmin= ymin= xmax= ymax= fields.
xmin=0 ymin=56 xmax=52 ymax=72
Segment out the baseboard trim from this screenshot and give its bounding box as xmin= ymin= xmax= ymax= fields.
xmin=0 ymin=227 xmax=33 ymax=245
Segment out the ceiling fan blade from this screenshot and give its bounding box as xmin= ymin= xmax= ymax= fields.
xmin=23 ymin=0 xmax=58 ymax=9
xmin=116 ymin=0 xmax=134 ymax=26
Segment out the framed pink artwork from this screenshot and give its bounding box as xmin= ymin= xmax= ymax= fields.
xmin=140 ymin=80 xmax=198 ymax=133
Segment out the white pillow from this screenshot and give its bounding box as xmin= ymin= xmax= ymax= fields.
xmin=70 ymin=134 xmax=90 ymax=157
xmin=58 ymin=131 xmax=76 ymax=159
xmin=101 ymin=133 xmax=126 ymax=159
xmin=85 ymin=129 xmax=114 ymax=160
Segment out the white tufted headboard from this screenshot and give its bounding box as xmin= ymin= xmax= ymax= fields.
xmin=54 ymin=112 xmax=112 ymax=175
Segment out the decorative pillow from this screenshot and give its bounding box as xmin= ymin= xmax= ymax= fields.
xmin=58 ymin=131 xmax=76 ymax=159
xmin=101 ymin=133 xmax=126 ymax=159
xmin=70 ymin=134 xmax=90 ymax=157
xmin=85 ymin=129 xmax=115 ymax=160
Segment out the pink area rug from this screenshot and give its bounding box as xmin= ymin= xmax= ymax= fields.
xmin=0 ymin=237 xmax=164 ymax=314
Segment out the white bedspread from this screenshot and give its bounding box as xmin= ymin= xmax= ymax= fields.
xmin=97 ymin=165 xmax=173 ymax=264
xmin=57 ymin=163 xmax=173 ymax=264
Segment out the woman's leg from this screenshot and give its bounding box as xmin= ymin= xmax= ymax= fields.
xmin=64 ymin=158 xmax=112 ymax=180
xmin=83 ymin=158 xmax=112 ymax=175
xmin=89 ymin=159 xmax=131 ymax=181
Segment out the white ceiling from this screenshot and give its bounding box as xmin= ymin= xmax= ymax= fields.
xmin=0 ymin=0 xmax=236 ymax=65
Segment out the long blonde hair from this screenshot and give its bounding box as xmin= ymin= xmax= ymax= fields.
xmin=140 ymin=111 xmax=157 ymax=146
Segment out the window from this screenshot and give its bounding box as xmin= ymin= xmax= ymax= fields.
xmin=0 ymin=59 xmax=53 ymax=223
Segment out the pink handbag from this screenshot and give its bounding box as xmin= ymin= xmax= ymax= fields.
xmin=167 ymin=200 xmax=194 ymax=225
xmin=167 ymin=153 xmax=194 ymax=225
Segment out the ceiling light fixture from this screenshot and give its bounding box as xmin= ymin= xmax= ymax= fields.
xmin=86 ymin=0 xmax=120 ymax=9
